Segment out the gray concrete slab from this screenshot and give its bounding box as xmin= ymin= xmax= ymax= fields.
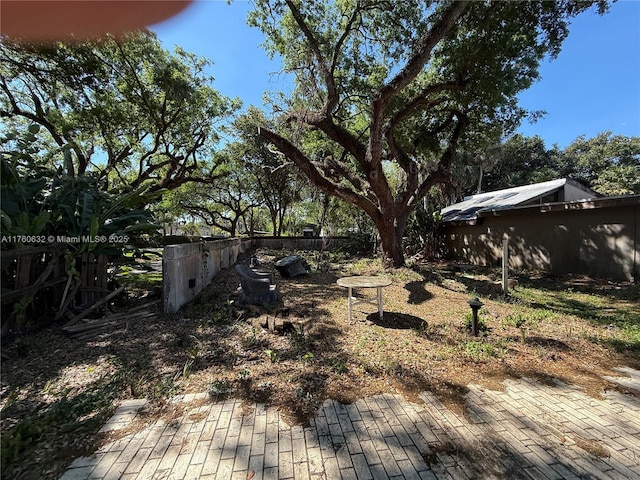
xmin=60 ymin=369 xmax=640 ymax=480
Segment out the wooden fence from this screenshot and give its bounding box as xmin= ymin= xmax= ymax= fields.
xmin=1 ymin=246 xmax=110 ymax=337
xmin=248 ymin=236 xmax=351 ymax=251
xmin=78 ymin=252 xmax=110 ymax=304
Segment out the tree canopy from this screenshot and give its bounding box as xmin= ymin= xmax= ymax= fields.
xmin=249 ymin=0 xmax=608 ymax=266
xmin=0 ymin=31 xmax=239 ymax=192
xmin=475 ymin=132 xmax=640 ymax=196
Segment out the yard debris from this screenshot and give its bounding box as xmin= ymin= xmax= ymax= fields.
xmin=62 ymin=286 xmax=126 ymax=328
xmin=62 ymin=299 xmax=160 ymax=340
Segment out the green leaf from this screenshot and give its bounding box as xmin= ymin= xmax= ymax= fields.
xmin=90 ymin=215 xmax=99 ymax=238
xmin=1 ymin=211 xmax=13 ymax=231
xmin=29 ymin=211 xmax=51 ymax=235
xmin=77 ymin=192 xmax=96 ymax=231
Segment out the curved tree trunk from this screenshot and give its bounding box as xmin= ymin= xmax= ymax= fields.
xmin=374 ymin=210 xmax=410 ymax=268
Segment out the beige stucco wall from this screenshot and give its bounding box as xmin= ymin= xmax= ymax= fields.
xmin=443 ymin=203 xmax=639 ymax=282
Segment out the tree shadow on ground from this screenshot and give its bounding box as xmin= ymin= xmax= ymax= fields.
xmin=410 ymin=263 xmax=505 ymax=298
xmin=522 ymin=336 xmax=572 ymax=351
xmin=405 ymin=281 xmax=434 ymax=305
xmin=367 ymin=312 xmax=426 ymax=330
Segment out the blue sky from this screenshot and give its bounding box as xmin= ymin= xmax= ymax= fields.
xmin=152 ymin=0 xmax=640 ymax=150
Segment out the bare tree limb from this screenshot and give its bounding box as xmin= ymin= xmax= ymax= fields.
xmin=258 ymin=126 xmax=382 ymax=221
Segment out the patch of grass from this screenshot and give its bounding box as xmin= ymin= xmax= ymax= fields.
xmin=596 ymin=322 xmax=640 ymax=352
xmin=117 ymin=271 xmax=162 ymax=290
xmin=512 ymin=282 xmax=640 ymax=350
xmin=330 ymin=359 xmax=348 ymax=375
xmin=464 ymin=340 xmax=503 ymax=359
xmin=514 ymin=286 xmax=632 ymax=324
xmin=348 ymin=257 xmax=381 ymax=274
xmin=241 ymin=327 xmax=258 ymax=348
xmin=288 ymin=323 xmax=309 ymax=352
xmin=182 ymin=346 xmax=200 ymax=378
xmin=413 ymin=320 xmax=430 ymax=338
xmin=300 ymin=352 xmax=315 ymax=364
xmin=208 ymin=379 xmax=235 ymax=399
xmin=264 ymin=349 xmax=280 ymax=363
xmin=154 ymin=376 xmax=182 ymax=399
xmin=382 ymin=360 xmax=403 ymax=375
xmin=431 ymin=345 xmax=458 ymax=361
xmin=503 ymin=313 xmax=527 ymax=328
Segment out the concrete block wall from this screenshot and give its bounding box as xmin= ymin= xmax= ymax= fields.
xmin=163 ymin=238 xmax=249 ymax=314
xmin=249 ymin=236 xmax=349 ymax=251
xmin=162 ymin=236 xmax=350 ymax=314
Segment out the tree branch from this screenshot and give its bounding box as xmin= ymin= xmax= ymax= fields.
xmin=378 ymin=1 xmax=469 ymax=104
xmin=388 ymin=80 xmax=465 ymax=130
xmin=413 ymin=110 xmax=469 ymax=206
xmin=258 ymin=126 xmax=381 ymax=221
xmin=285 ymin=0 xmax=339 ymax=114
xmin=369 ymin=1 xmax=469 ymax=169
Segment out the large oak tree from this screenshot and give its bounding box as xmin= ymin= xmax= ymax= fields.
xmin=250 ymin=0 xmax=608 ymax=266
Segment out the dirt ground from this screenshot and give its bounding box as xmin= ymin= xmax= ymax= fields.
xmin=1 ymin=248 xmax=639 ymax=479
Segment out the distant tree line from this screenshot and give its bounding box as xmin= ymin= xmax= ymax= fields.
xmin=451 ymin=132 xmax=640 ymax=200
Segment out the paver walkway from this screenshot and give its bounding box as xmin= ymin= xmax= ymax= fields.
xmin=61 ymin=368 xmax=640 ymax=480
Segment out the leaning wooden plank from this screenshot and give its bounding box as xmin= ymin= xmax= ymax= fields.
xmin=69 ymin=321 xmax=119 ymax=335
xmin=80 ymin=252 xmax=89 ymax=305
xmin=130 ymin=311 xmax=156 ymax=320
xmin=98 ymin=310 xmax=155 ymax=323
xmin=68 ymin=300 xmax=159 ymax=324
xmin=72 ymin=324 xmax=124 ymax=341
xmin=1 ymin=277 xmax=68 ymax=303
xmin=82 ymin=301 xmax=159 ymax=322
xmin=55 ymin=279 xmax=81 ymax=320
xmin=97 ymin=254 xmax=108 ymax=296
xmin=16 ymin=254 xmax=32 ymax=289
xmin=70 ymin=308 xmax=137 ymax=326
xmin=73 ymin=321 xmax=127 ymax=340
xmin=62 ymin=311 xmax=157 ymax=333
xmin=56 ymin=273 xmax=74 ymax=319
xmin=33 ymin=260 xmax=56 ymax=286
xmin=65 ymin=319 xmax=121 ymax=333
xmin=128 ymin=299 xmax=162 ymax=312
xmin=80 ymin=287 xmax=111 ymax=293
xmin=64 ymin=311 xmax=153 ymax=332
xmin=63 ymin=286 xmax=125 ymax=328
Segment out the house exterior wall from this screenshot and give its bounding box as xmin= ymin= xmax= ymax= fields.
xmin=443 ymin=203 xmax=639 ymax=282
xmin=563 ymin=182 xmax=597 ymax=202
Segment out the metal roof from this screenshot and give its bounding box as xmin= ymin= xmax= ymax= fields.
xmin=441 ymin=179 xmax=585 ymax=223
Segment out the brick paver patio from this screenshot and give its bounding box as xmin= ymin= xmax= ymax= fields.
xmin=61 ymin=368 xmax=640 ymax=479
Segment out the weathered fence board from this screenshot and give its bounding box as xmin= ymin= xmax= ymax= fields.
xmin=1 ymin=246 xmax=110 ymax=336
xmin=79 ymin=252 xmax=110 ymax=305
xmin=162 ymin=236 xmax=353 ymax=314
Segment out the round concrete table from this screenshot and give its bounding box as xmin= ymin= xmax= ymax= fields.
xmin=337 ymin=276 xmax=392 ymax=321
